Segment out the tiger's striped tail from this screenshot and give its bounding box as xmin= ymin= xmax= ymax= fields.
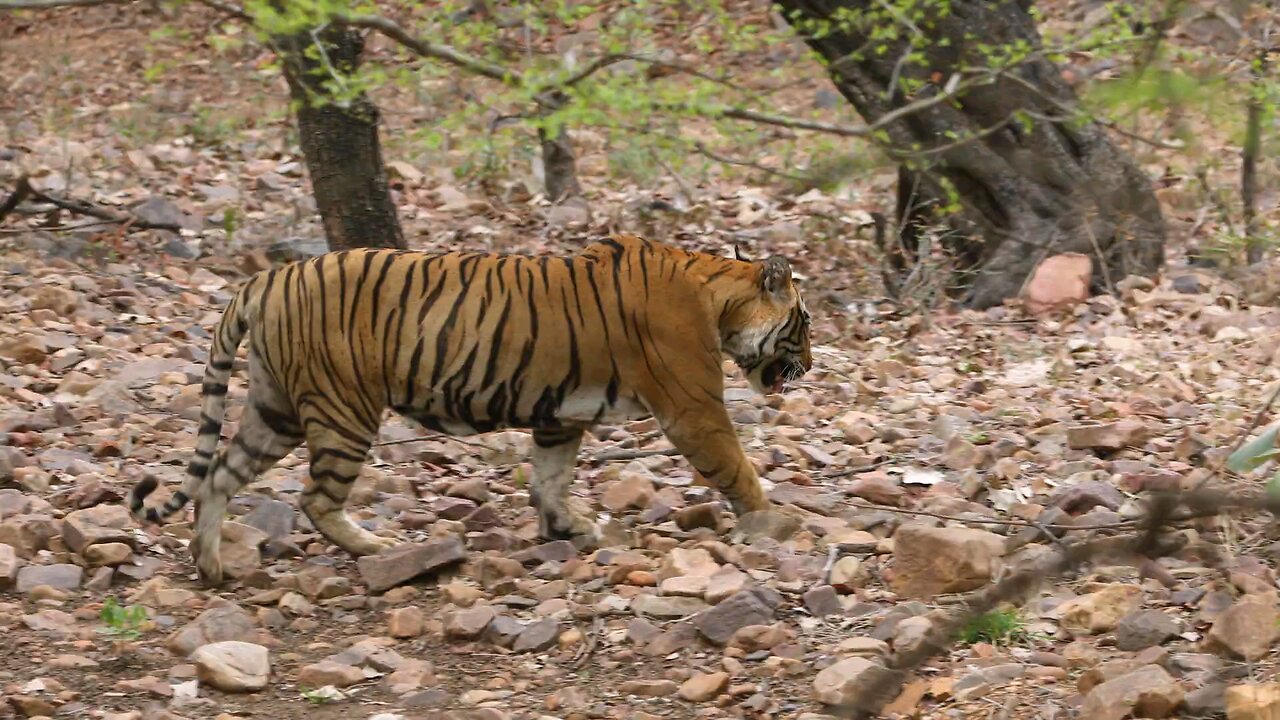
xmin=129 ymin=279 xmax=258 ymax=524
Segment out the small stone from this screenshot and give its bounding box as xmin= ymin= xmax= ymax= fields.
xmin=61 ymin=504 xmax=133 ymax=553
xmin=892 ymin=616 xmax=933 ymax=656
xmin=619 ymin=679 xmax=679 ymax=697
xmin=384 ymin=658 xmax=436 ymax=694
xmin=890 ymin=524 xmax=1005 ymax=598
xmin=729 ymin=624 xmax=792 ymax=652
xmin=444 ymin=605 xmax=496 ymax=640
xmin=601 ymin=472 xmax=654 ymax=512
xmin=513 ymin=618 xmax=559 ymax=652
xmin=674 ymin=502 xmax=723 ymax=531
xmin=297 ymin=660 xmax=364 ymax=688
xmin=1024 ymin=253 xmax=1091 ymax=314
xmin=812 ymin=657 xmax=876 ymax=706
xmin=446 ymin=478 xmax=491 ymax=504
xmin=632 ymin=594 xmax=708 ymax=619
xmin=1226 ymin=682 xmax=1280 ymax=720
xmin=803 ymin=586 xmax=844 ymax=614
xmin=660 ymin=575 xmax=709 ymax=597
xmin=440 ymin=583 xmax=486 ymax=607
xmin=387 ymin=606 xmax=424 ymax=638
xmin=192 ymin=641 xmax=269 ymax=692
xmin=658 ymin=548 xmax=720 ymax=581
xmin=357 ymin=537 xmax=465 ymax=592
xmin=1114 ymin=610 xmax=1181 ymax=651
xmin=836 ymin=636 xmax=889 ymax=658
xmin=166 ymin=603 xmax=257 ymax=656
xmin=679 ymin=671 xmax=729 ymax=702
xmin=731 ymin=510 xmax=800 ymax=543
xmin=0 ymin=542 xmax=21 ymax=587
xmin=1204 ymin=595 xmax=1280 ymax=661
xmin=16 ymin=563 xmax=82 ymax=593
xmin=694 ymin=589 xmax=777 ymax=645
xmin=705 ymin=566 xmax=750 ymax=605
xmin=484 ymin=615 xmax=525 ymax=648
xmin=84 ymin=542 xmax=133 ymax=567
xmin=511 ymin=540 xmax=577 ymax=565
xmin=1066 ymin=420 xmax=1149 ymax=451
xmin=829 ymin=557 xmax=866 ymax=589
xmin=1059 ymin=583 xmax=1143 ymax=636
xmin=1079 ymin=665 xmax=1183 ymax=720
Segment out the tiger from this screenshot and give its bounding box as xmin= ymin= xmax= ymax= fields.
xmin=129 ymin=232 xmax=812 ymax=586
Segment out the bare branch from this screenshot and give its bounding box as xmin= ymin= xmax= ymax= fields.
xmin=193 ymin=0 xmax=248 ymax=21
xmin=335 ymin=13 xmax=518 ymax=84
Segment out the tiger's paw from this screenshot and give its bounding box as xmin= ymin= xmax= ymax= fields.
xmin=345 ymin=533 xmax=400 ymax=557
xmin=192 ymin=548 xmax=224 ymax=588
xmin=538 ymin=497 xmax=600 ymax=548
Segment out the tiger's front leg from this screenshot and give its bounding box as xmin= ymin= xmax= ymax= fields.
xmin=657 ymin=405 xmax=769 ymax=517
xmin=528 ymin=427 xmax=599 ymax=545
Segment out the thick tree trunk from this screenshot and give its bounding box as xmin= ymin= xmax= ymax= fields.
xmin=775 ymin=0 xmax=1166 ymax=308
xmin=277 ymin=27 xmax=404 ymax=251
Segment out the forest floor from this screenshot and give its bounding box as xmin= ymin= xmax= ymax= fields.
xmin=2 ymin=1 xmax=1280 ymax=719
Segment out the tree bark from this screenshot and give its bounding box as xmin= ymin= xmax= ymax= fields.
xmin=537 ymin=92 xmax=585 ymax=204
xmin=775 ymin=0 xmax=1166 ymax=308
xmin=1243 ymin=46 xmax=1266 ymax=265
xmin=277 ymin=27 xmax=404 ymax=251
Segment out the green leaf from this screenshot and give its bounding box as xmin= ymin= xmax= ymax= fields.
xmin=1227 ymin=423 xmax=1280 ymax=473
xmin=1268 ymin=470 xmax=1280 ymax=498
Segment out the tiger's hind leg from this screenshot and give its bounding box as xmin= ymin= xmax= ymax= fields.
xmin=191 ymin=361 xmax=304 ymax=587
xmin=529 ymin=428 xmax=598 ymax=545
xmin=298 ymin=416 xmax=398 ymax=557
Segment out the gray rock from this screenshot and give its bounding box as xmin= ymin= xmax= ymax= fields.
xmin=16 ymin=563 xmax=82 ymax=593
xmin=1114 ymin=610 xmax=1181 ymax=651
xmin=240 ymin=499 xmax=294 ymax=541
xmin=513 ymin=618 xmax=559 ymax=653
xmin=357 ymin=537 xmax=465 ymax=593
xmin=511 ymin=540 xmax=577 ymax=565
xmin=166 ymin=603 xmax=257 ymax=656
xmin=484 ymin=615 xmax=525 ymax=648
xmin=731 ymin=510 xmax=800 ymax=544
xmin=694 ymin=589 xmax=778 ymax=645
xmin=632 ymin=594 xmax=708 ymax=619
xmin=803 ymin=585 xmax=843 ymax=617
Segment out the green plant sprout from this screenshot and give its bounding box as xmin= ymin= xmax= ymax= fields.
xmin=98 ymin=596 xmax=149 ymax=641
xmin=955 ymin=608 xmax=1028 ymax=646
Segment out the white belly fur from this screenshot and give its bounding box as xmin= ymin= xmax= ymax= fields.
xmin=555 ymin=388 xmax=651 ymax=424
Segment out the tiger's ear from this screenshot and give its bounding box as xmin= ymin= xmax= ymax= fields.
xmin=758 ymin=256 xmax=793 ymax=299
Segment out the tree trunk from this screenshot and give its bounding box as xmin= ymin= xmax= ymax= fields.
xmin=537 ymin=93 xmax=585 ymax=204
xmin=277 ymin=27 xmax=404 ymax=251
xmin=775 ymin=0 xmax=1166 ymax=308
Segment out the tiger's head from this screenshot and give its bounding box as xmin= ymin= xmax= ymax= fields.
xmin=722 ymin=254 xmax=813 ymax=396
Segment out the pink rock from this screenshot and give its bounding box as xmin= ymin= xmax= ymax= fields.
xmin=1024 ymin=253 xmax=1092 ymax=314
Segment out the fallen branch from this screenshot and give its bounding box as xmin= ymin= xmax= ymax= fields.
xmin=0 ymin=176 xmax=181 ymax=232
xmin=0 ymin=0 xmax=130 ymax=8
xmin=0 ymin=176 xmax=34 ymax=223
xmin=589 ymin=446 xmax=680 ymax=463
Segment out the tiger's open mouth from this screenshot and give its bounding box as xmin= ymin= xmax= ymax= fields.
xmin=762 ymin=357 xmax=804 ymax=394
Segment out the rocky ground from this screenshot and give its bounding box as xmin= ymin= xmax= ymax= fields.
xmin=4 ymin=229 xmax=1280 ymax=720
